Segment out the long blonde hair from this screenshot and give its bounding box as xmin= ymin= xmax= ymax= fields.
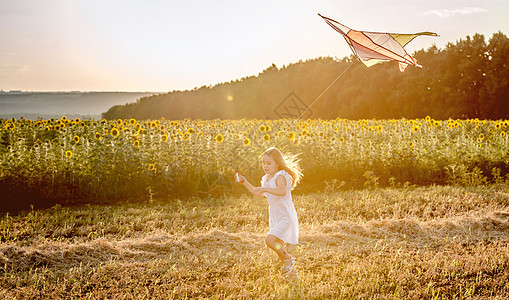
xmin=262 ymin=147 xmax=303 ymax=189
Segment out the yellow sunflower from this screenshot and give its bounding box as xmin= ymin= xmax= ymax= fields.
xmin=73 ymin=135 xmax=80 ymax=143
xmin=287 ymin=132 xmax=296 ymax=140
xmin=243 ymin=138 xmax=251 ymax=146
xmin=111 ymin=128 xmax=119 ymax=138
xmin=95 ymin=132 xmax=101 ymax=140
xmin=65 ymin=150 xmax=73 ymax=158
xmin=264 ymin=134 xmax=270 ymax=142
xmin=148 ymin=164 xmax=155 ymax=171
xmin=215 ymin=134 xmax=224 ymax=143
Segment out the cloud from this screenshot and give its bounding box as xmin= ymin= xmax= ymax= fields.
xmin=421 ymin=7 xmax=489 ymax=18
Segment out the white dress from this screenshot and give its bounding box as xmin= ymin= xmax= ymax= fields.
xmin=261 ymin=170 xmax=299 ymax=245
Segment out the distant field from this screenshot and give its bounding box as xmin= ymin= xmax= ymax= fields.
xmin=0 ymin=92 xmax=160 ymax=120
xmin=1 ymin=185 xmax=509 ymax=298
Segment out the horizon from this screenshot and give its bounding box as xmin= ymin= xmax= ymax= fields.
xmin=0 ymin=90 xmax=165 ymax=93
xmin=1 ymin=0 xmax=508 ymax=92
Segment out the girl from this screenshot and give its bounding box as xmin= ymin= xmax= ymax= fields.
xmin=238 ymin=147 xmax=303 ymax=279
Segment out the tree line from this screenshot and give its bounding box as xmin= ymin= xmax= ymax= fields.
xmin=103 ymin=32 xmax=508 ymax=120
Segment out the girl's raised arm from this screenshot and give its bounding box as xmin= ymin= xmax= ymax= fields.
xmin=239 ymin=175 xmax=265 ymax=197
xmin=254 ymin=175 xmax=287 ymax=197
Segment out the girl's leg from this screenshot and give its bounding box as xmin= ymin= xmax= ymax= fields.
xmin=265 ymin=234 xmax=292 ymax=263
xmin=266 ymin=234 xmax=298 ymax=278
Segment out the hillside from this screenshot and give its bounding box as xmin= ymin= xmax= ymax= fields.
xmin=103 ymin=32 xmax=509 ymax=120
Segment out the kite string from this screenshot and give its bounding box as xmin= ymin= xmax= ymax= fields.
xmin=294 ymin=60 xmax=354 ymax=120
xmin=238 ymin=60 xmax=355 ymax=176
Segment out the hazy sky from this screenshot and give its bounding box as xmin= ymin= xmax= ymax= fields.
xmin=1 ymin=0 xmax=507 ymax=92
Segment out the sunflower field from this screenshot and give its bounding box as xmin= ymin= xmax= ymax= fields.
xmin=1 ymin=116 xmax=508 ymax=209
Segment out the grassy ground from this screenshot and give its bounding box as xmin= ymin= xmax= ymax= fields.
xmin=1 ymin=184 xmax=509 ymax=299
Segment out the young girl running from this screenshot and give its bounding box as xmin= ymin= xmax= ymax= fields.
xmin=238 ymin=147 xmax=303 ymax=279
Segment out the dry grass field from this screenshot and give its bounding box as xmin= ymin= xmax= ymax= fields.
xmin=1 ymin=184 xmax=509 ymax=299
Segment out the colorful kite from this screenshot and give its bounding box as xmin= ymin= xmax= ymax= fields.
xmin=319 ymin=14 xmax=437 ymax=72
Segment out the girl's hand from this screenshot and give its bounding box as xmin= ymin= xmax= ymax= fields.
xmin=238 ymin=174 xmax=247 ymax=184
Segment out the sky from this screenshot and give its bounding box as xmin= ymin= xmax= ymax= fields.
xmin=1 ymin=0 xmax=507 ymax=92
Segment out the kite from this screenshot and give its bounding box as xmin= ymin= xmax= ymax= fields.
xmin=318 ymin=14 xmax=437 ymax=72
